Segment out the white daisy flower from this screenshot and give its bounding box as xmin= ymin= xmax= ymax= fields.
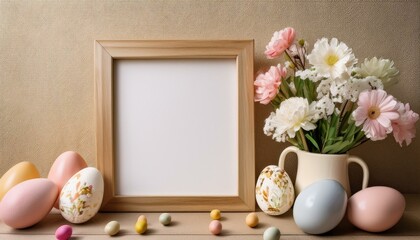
xmin=264 ymin=97 xmax=318 ymax=142
xmin=307 ymin=38 xmax=357 ymax=79
xmin=354 ymin=57 xmax=399 ymax=88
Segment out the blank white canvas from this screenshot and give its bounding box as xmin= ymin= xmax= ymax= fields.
xmin=114 ymin=59 xmax=238 ymax=196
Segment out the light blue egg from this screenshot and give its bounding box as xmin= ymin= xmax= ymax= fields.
xmin=263 ymin=226 xmax=280 ymax=240
xmin=293 ymin=179 xmax=347 ymax=234
xmin=159 ymin=213 xmax=171 ymax=226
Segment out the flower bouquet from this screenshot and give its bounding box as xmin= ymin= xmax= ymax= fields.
xmin=254 ymin=27 xmax=418 ymax=235
xmin=255 ymin=27 xmax=418 ymax=153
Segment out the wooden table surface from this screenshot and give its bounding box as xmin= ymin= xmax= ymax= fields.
xmin=1 ymin=195 xmax=419 ymax=239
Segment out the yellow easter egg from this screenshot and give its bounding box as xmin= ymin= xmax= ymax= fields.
xmin=0 ymin=161 xmax=40 ymax=201
xmin=137 ymin=215 xmax=147 ymax=223
xmin=135 ymin=220 xmax=147 ymax=234
xmin=210 ymin=209 xmax=221 ymax=220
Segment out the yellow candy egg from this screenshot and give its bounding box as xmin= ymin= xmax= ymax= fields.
xmin=135 ymin=220 xmax=147 ymax=234
xmin=137 ymin=215 xmax=147 ymax=223
xmin=245 ymin=212 xmax=259 ymax=228
xmin=210 ymin=209 xmax=221 ymax=220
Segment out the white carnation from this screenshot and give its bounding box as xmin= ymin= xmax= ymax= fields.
xmin=354 ymin=57 xmax=399 ymax=88
xmin=263 ymin=97 xmax=318 ymax=142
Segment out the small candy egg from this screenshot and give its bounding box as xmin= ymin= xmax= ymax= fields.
xmin=55 ymin=225 xmax=72 ymax=240
xmin=137 ymin=215 xmax=147 ymax=223
xmin=245 ymin=212 xmax=259 ymax=228
xmin=210 ymin=209 xmax=221 ymax=220
xmin=135 ymin=220 xmax=147 ymax=234
xmin=209 ymin=220 xmax=222 ymax=235
xmin=159 ymin=213 xmax=172 ymax=226
xmin=104 ymin=220 xmax=120 ymax=236
xmin=263 ymin=226 xmax=281 ymax=240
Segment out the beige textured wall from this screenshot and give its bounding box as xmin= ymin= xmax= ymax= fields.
xmin=0 ymin=0 xmax=419 ymax=193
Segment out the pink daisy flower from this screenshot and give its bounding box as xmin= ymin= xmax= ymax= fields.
xmin=392 ymin=103 xmax=419 ymax=146
xmin=353 ymin=89 xmax=399 ymax=141
xmin=265 ymin=27 xmax=295 ymax=59
xmin=254 ymin=65 xmax=287 ymax=104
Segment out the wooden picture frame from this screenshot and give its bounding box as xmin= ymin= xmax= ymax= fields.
xmin=95 ymin=40 xmax=254 ymax=212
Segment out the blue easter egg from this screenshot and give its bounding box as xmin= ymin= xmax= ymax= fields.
xmin=293 ymin=179 xmax=347 ymax=234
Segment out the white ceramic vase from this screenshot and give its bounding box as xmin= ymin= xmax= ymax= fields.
xmin=279 ymin=146 xmax=369 ymax=197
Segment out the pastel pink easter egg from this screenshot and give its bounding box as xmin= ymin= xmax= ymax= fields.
xmin=48 ymin=151 xmax=87 ymax=208
xmin=55 ymin=225 xmax=72 ymax=240
xmin=347 ymin=186 xmax=405 ymax=232
xmin=0 ymin=178 xmax=58 ymax=229
xmin=209 ymin=220 xmax=222 ymax=235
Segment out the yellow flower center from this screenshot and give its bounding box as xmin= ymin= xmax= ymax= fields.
xmin=368 ymin=106 xmax=381 ymax=120
xmin=326 ymin=54 xmax=339 ymax=66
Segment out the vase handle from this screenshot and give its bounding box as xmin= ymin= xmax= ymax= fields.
xmin=347 ymin=156 xmax=369 ymax=190
xmin=278 ymin=146 xmax=299 ymax=169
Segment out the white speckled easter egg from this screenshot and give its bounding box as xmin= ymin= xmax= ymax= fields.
xmin=59 ymin=167 xmax=104 ymax=224
xmin=256 ymin=165 xmax=294 ymax=215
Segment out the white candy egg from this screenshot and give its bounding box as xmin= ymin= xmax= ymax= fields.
xmin=255 ymin=165 xmax=294 ymax=215
xmin=59 ymin=167 xmax=104 ymax=223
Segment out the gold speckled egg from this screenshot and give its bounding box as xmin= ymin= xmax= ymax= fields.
xmin=255 ymin=165 xmax=294 ymax=215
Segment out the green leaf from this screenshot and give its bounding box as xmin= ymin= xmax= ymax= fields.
xmin=280 ymin=79 xmax=294 ymax=98
xmin=293 ymin=76 xmax=304 ymax=97
xmin=323 ymin=140 xmax=352 ymax=154
xmin=305 ymin=134 xmax=320 ymax=152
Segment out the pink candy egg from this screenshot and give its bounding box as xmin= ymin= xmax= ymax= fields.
xmin=347 ymin=186 xmax=405 ymax=232
xmin=48 ymin=151 xmax=87 ymax=209
xmin=209 ymin=220 xmax=222 ymax=235
xmin=55 ymin=225 xmax=72 ymax=240
xmin=0 ymin=178 xmax=58 ymax=229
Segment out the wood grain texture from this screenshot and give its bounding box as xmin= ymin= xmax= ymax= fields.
xmin=95 ymin=40 xmax=255 ymax=212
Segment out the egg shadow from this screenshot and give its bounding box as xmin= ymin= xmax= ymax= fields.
xmin=144 ymin=228 xmax=157 ymax=235
xmin=166 ymin=220 xmax=180 ymax=227
xmin=219 ymin=216 xmax=227 ymax=221
xmin=112 ymin=229 xmax=131 ymax=237
xmin=254 ymin=222 xmax=269 ymax=229
xmin=218 ymin=229 xmax=233 ymax=236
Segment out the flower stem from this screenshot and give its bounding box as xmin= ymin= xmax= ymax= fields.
xmin=339 ymin=100 xmax=348 ymax=118
xmin=299 ymin=129 xmax=309 ymax=151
